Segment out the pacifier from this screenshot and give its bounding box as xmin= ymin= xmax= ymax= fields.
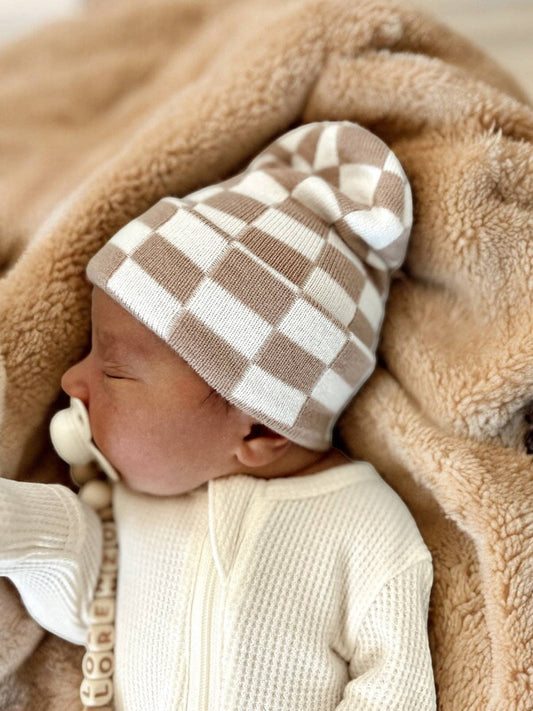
xmin=50 ymin=396 xmax=120 ymax=483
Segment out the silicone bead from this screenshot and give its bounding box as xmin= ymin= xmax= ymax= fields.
xmin=80 ymin=480 xmax=113 ymax=511
xmin=82 ymin=650 xmax=114 ymax=680
xmin=80 ymin=677 xmax=113 ymax=706
xmin=88 ymin=598 xmax=115 ymax=625
xmin=87 ymin=624 xmax=115 ymax=652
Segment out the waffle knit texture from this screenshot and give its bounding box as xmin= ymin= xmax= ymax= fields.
xmin=86 ymin=121 xmax=412 ymax=451
xmin=0 ymin=463 xmax=435 ymax=710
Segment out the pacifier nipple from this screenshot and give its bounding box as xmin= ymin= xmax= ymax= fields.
xmin=50 ymin=397 xmax=120 ymax=482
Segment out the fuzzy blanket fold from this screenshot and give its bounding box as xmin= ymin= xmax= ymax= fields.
xmin=0 ymin=0 xmax=531 ymax=708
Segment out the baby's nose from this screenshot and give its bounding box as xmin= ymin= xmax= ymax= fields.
xmin=61 ymin=359 xmax=89 ymax=404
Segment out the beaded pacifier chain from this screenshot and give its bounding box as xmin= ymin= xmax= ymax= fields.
xmin=50 ymin=397 xmax=120 ymax=710
xmin=74 ymin=465 xmax=117 ymax=710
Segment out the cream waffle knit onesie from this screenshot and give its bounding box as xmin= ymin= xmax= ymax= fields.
xmin=0 ymin=461 xmax=436 ymax=710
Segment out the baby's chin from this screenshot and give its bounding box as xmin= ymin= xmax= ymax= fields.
xmin=118 ymin=471 xmax=208 ymax=498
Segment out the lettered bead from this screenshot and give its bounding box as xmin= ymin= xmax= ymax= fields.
xmin=82 ymin=650 xmax=114 ymax=680
xmin=80 ymin=677 xmax=113 ymax=706
xmin=94 ymin=571 xmax=117 ymax=599
xmin=102 ymin=522 xmax=117 ymax=548
xmin=88 ymin=598 xmax=115 ymax=624
xmin=87 ymin=623 xmax=115 ymax=652
xmin=101 ymin=546 xmax=118 ymax=573
xmin=79 ymin=480 xmax=113 ymax=511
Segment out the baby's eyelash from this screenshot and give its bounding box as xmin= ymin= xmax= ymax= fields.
xmin=103 ymin=373 xmax=124 ymax=380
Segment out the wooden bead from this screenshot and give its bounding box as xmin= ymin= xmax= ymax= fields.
xmin=88 ymin=598 xmax=115 ymax=625
xmin=71 ymin=462 xmax=99 ymax=486
xmin=79 ymin=480 xmax=113 ymax=511
xmin=87 ymin=623 xmax=115 ymax=652
xmin=80 ymin=677 xmax=113 ymax=706
xmin=102 ymin=522 xmax=117 ymax=548
xmin=98 ymin=505 xmax=114 ymax=522
xmin=94 ymin=572 xmax=117 ymax=599
xmin=82 ymin=650 xmax=114 ymax=680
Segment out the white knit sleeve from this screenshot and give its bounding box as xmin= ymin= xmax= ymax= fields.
xmin=336 ymin=558 xmax=436 ymax=710
xmin=0 ymin=477 xmax=102 ymax=646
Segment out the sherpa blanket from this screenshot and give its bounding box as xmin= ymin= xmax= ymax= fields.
xmin=0 ymin=0 xmax=532 ymax=708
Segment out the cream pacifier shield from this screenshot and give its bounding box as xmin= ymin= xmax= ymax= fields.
xmin=50 ymin=396 xmax=120 ymax=482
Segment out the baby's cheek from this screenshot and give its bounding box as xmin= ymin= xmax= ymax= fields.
xmin=114 ymin=416 xmax=165 ymax=465
xmin=90 ymin=411 xmax=135 ymax=469
xmin=93 ymin=396 xmax=185 ymax=478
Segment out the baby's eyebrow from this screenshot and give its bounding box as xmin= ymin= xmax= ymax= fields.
xmin=95 ymin=329 xmax=146 ymax=359
xmin=95 ymin=329 xmax=121 ymax=350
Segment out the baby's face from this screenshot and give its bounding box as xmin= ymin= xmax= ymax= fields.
xmin=61 ymin=287 xmax=251 ymax=496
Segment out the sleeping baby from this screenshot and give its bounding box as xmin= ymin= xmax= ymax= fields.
xmin=0 ymin=120 xmax=436 ymax=710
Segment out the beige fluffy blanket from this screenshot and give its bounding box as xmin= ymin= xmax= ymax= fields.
xmin=1 ymin=0 xmax=532 ymax=708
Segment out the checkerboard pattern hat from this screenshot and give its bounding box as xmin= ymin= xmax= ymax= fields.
xmin=86 ymin=121 xmax=412 ymax=451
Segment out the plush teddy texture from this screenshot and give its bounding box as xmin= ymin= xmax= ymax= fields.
xmin=0 ymin=0 xmax=531 ymax=709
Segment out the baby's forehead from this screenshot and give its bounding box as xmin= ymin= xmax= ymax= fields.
xmin=92 ymin=293 xmax=195 ymax=374
xmin=91 ymin=289 xmax=164 ymax=356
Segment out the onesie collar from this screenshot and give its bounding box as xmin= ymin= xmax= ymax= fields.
xmin=207 ymin=460 xmax=377 ymax=584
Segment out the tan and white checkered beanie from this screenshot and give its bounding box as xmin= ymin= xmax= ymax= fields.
xmin=86 ymin=121 xmax=412 ymax=451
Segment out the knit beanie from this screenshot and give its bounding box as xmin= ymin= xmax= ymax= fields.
xmin=86 ymin=121 xmax=412 ymax=451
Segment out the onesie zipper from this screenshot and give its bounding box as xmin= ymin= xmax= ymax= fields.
xmin=187 ymin=528 xmax=223 ymax=710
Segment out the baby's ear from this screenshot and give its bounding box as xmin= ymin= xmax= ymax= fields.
xmin=243 ymin=423 xmax=278 ymax=441
xmin=235 ymin=422 xmax=292 ymax=469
